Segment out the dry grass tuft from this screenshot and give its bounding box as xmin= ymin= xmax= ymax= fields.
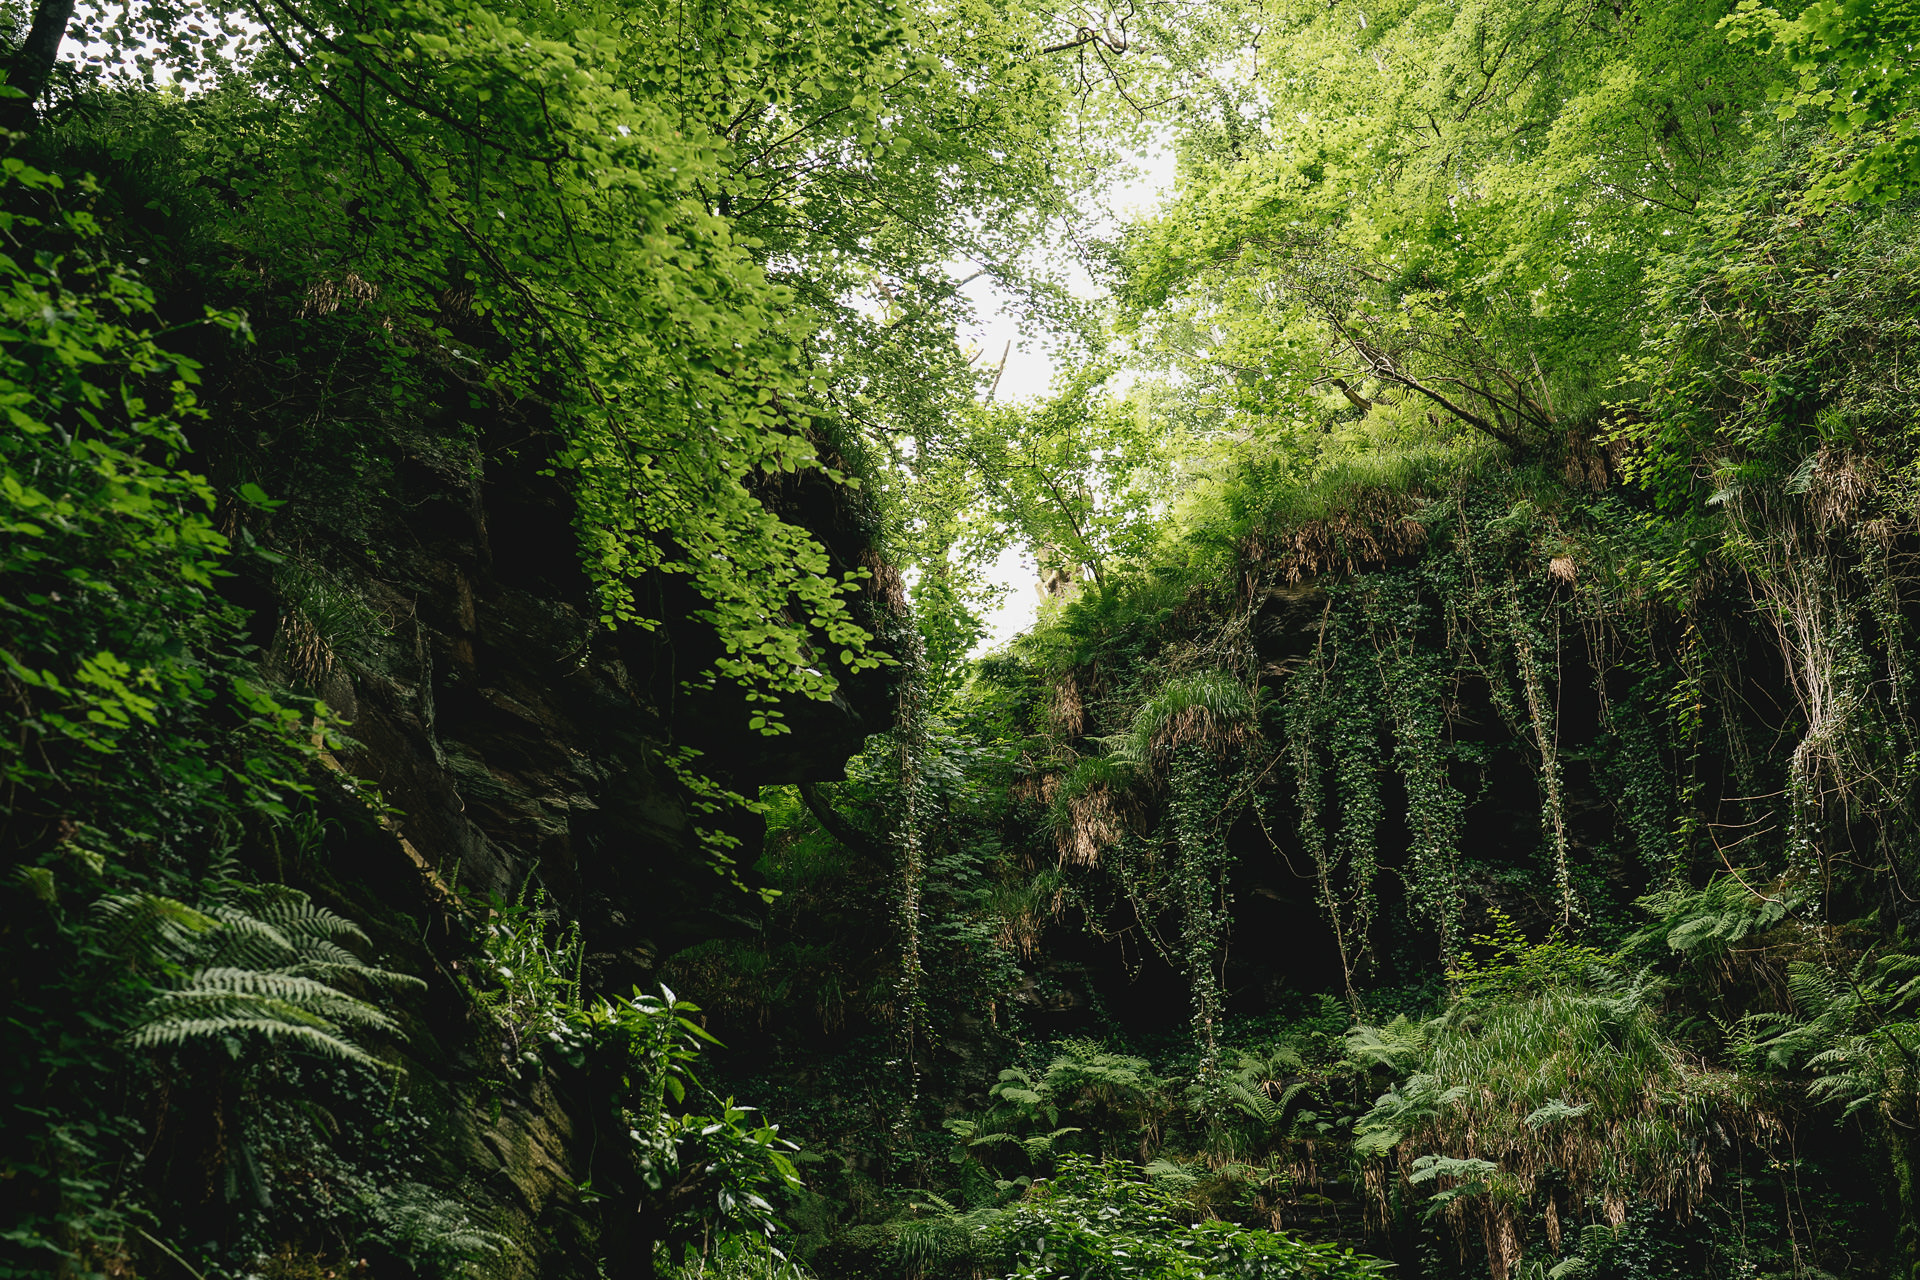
xmin=1121 ymin=670 xmax=1259 ymax=772
xmin=1048 ymin=671 xmax=1087 ymax=736
xmin=299 ymin=272 xmax=377 ymax=317
xmin=991 ymin=869 xmax=1067 ymax=957
xmin=275 ymin=606 xmax=335 ymax=688
xmin=1048 ymin=756 xmax=1138 ymax=867
xmin=1805 ymin=446 xmax=1880 ymax=532
xmin=858 ymin=547 xmax=911 ymax=620
xmin=1240 ymin=493 xmax=1429 ymax=585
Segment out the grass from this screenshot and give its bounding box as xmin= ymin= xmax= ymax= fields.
xmin=1351 ymin=971 xmax=1764 ymax=1277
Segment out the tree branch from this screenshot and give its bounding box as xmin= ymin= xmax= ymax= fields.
xmin=798 ymin=780 xmax=882 ymax=858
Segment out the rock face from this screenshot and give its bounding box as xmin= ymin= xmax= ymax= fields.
xmin=223 ymin=394 xmax=904 ymax=1274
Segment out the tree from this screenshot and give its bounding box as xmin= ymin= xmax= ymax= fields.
xmin=1119 ymin=0 xmax=1787 ymax=461
xmin=11 ymin=0 xmax=1141 ymax=737
xmin=1726 ymin=0 xmax=1920 ymax=204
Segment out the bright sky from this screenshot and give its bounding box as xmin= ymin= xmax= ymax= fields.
xmin=957 ymin=144 xmax=1178 ymax=655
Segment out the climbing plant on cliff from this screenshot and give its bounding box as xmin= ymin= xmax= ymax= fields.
xmin=1284 ymin=569 xmax=1470 ymax=998
xmin=1058 ymin=671 xmax=1261 ymax=1120
xmin=0 ymin=155 xmax=425 ymax=1275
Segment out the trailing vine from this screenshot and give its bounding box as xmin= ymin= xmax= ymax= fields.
xmin=1284 ymin=645 xmax=1365 ymax=1012
xmin=1280 ymin=575 xmax=1469 ymax=978
xmin=1168 ymin=741 xmax=1235 ymax=1113
xmin=1282 ymin=603 xmax=1389 ymax=1004
xmin=1592 ymin=676 xmax=1681 ymax=881
xmin=891 ymin=621 xmax=932 ymax=1152
xmin=1359 ymin=576 xmax=1470 ymax=969
xmin=1327 ymin=636 xmax=1386 ymax=975
xmin=1503 ymin=579 xmax=1580 ymax=928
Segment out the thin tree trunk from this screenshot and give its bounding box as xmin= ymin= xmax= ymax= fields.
xmin=1 ymin=0 xmax=75 ymax=130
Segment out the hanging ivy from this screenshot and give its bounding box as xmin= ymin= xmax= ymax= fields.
xmin=1167 ymin=741 xmax=1235 ymax=1116
xmin=1359 ymin=574 xmax=1471 ymax=969
xmin=890 ymin=624 xmax=933 ymax=1155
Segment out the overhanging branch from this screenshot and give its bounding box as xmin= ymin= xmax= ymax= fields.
xmin=798 ymin=780 xmax=882 ymax=858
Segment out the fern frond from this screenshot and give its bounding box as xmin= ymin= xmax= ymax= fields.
xmin=967 ymin=1132 xmax=1025 ymax=1150
xmin=115 ymin=883 xmax=420 ymax=1072
xmin=287 ymin=959 xmax=429 ymax=992
xmin=1227 ymin=1080 xmax=1280 ymax=1124
xmin=1804 ymin=1044 xmax=1866 ymax=1072
xmin=290 ymin=936 xmax=371 ymax=969
xmin=132 ymin=994 xmax=395 ymax=1046
xmin=1144 ymin=1158 xmax=1201 ymax=1187
xmin=169 ymin=968 xmax=402 ymax=1026
xmin=127 ymin=1017 xmax=385 ymax=1067
xmin=1786 ymin=962 xmax=1841 ymax=1017
xmin=253 ymin=887 xmax=373 ymax=948
xmin=1274 ymin=1080 xmax=1313 ymax=1113
xmin=92 ymin=893 xmax=219 ymax=962
xmin=202 ymin=905 xmax=300 ymax=970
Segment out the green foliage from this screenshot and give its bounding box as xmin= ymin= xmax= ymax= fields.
xmin=64 ymin=0 xmax=1132 ymax=752
xmin=1625 ymin=873 xmax=1799 ymax=966
xmin=1750 ymin=951 xmax=1920 ymax=1121
xmin=568 ymin=988 xmax=808 ymax=1264
xmin=11 ymin=0 xmax=1920 ymax=1269
xmin=1219 ymin=1043 xmax=1309 ymax=1130
xmin=905 ymin=365 xmax=1173 ymax=610
xmin=1121 ymin=0 xmax=1785 ymax=464
xmin=670 ymin=1237 xmax=813 ymax=1280
xmin=116 ymin=882 xmax=423 ymax=1068
xmin=0 ymin=155 xmax=309 ymax=842
xmin=1112 ymin=670 xmax=1258 ymax=774
xmin=949 ymin=1041 xmax=1168 ymax=1181
xmin=466 ymin=879 xmax=584 ymax=1068
xmin=988 ymin=1158 xmax=1390 ymax=1280
xmin=358 ymin=1182 xmax=510 ymax=1277
xmin=1624 ymin=146 xmax=1920 ymax=510
xmin=1725 ymin=0 xmax=1920 ymax=204
xmin=1285 ymin=569 xmax=1476 ymax=993
xmin=0 ymin=150 xmax=395 ymax=1275
xmin=1351 ymin=971 xmax=1756 ymax=1277
xmin=1036 ymin=671 xmax=1264 ymax=1101
xmin=1447 ymin=908 xmax=1613 ymax=1001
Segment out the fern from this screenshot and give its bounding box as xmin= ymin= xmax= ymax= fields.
xmin=110 ymin=885 xmax=421 ymax=1069
xmin=1759 ymin=950 xmax=1920 ymax=1117
xmin=954 ymin=1043 xmax=1168 ymax=1174
xmin=1628 ymin=872 xmax=1799 ymax=962
xmin=1226 ymin=1079 xmax=1281 ymax=1125
xmin=1221 ymin=1043 xmax=1312 ymax=1131
xmin=93 ymin=892 xmax=220 ymax=962
xmin=360 ymin=1181 xmax=508 ymax=1276
xmin=1344 ymin=1014 xmax=1430 ymax=1071
xmin=1544 ymin=1222 xmax=1622 ymax=1279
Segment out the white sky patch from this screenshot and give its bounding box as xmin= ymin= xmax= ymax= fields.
xmin=955 ymin=143 xmax=1177 ymax=406
xmin=976 ymin=542 xmax=1040 ymax=653
xmin=961 ymin=142 xmax=1177 ymax=655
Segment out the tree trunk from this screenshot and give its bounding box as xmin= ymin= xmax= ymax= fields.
xmin=1 ymin=0 xmax=76 ymax=130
